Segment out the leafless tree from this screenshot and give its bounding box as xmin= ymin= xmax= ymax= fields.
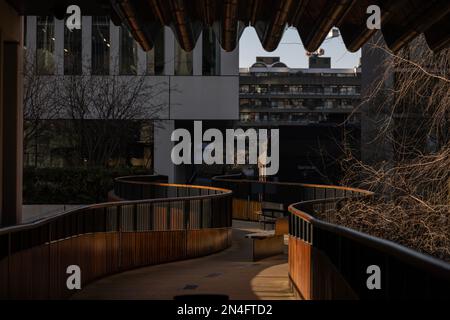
xmin=56 ymin=73 xmax=167 ymax=166
xmin=331 ymin=35 xmax=450 ymax=262
xmin=23 ymin=53 xmax=62 ymax=166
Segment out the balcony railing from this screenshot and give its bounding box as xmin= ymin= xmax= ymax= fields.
xmin=0 ymin=175 xmax=232 ymax=299
xmin=212 ymin=174 xmax=450 ymax=300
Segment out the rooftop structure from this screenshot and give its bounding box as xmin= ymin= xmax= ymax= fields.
xmin=7 ymin=0 xmax=450 ymax=53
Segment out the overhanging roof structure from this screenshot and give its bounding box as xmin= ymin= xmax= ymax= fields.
xmin=7 ymin=0 xmax=450 ymax=53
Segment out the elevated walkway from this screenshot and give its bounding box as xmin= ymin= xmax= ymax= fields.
xmin=2 ymin=174 xmax=449 ymax=300
xmin=73 ymin=221 xmax=296 ymax=300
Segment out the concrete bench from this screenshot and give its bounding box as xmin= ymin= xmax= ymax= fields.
xmin=246 ymin=231 xmax=284 ymax=261
xmin=255 ymin=202 xmax=287 ymax=230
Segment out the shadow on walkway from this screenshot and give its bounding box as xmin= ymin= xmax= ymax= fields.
xmin=72 ymin=221 xmax=296 ymax=300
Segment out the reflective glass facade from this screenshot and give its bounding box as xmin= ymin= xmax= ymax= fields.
xmin=202 ymin=28 xmax=220 ymax=76
xmin=64 ymin=20 xmax=82 ymax=75
xmin=119 ymin=26 xmax=137 ymax=75
xmin=146 ymin=30 xmax=165 ymax=75
xmin=92 ymin=16 xmax=110 ymax=75
xmin=36 ymin=16 xmax=55 ymax=74
xmin=174 ymin=40 xmax=192 ymax=76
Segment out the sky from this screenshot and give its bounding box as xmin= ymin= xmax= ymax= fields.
xmin=239 ymin=27 xmax=361 ymax=69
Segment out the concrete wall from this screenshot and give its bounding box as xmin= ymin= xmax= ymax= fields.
xmin=24 ymin=74 xmax=238 ymax=121
xmin=169 ymin=76 xmax=239 ymax=120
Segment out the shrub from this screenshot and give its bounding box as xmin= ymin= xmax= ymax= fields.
xmin=23 ymin=167 xmax=150 ymax=204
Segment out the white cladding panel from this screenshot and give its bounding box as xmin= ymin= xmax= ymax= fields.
xmin=169 ymin=76 xmax=239 ymax=120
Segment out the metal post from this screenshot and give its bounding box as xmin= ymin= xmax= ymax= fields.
xmin=133 ymin=204 xmax=138 ymax=231
xmin=166 ymin=202 xmax=171 ymax=230
xmin=200 ymin=199 xmax=203 ymax=229
xmin=183 ymin=200 xmax=190 ymax=230
xmin=117 ymin=205 xmax=122 ymax=269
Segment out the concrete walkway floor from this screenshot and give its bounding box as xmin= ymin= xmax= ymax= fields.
xmin=73 ymin=221 xmax=296 ymax=300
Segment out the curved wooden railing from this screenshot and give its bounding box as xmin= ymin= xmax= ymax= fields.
xmin=212 ymin=174 xmax=371 ymax=221
xmin=0 ymin=176 xmax=232 ymax=299
xmin=113 ymin=175 xmax=226 ymax=201
xmin=212 ymin=174 xmax=450 ymax=300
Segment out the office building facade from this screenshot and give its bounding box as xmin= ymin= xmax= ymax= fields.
xmin=23 ymin=16 xmax=239 ymax=182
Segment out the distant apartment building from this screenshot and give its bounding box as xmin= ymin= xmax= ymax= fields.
xmin=238 ymin=56 xmax=361 ymax=182
xmin=239 ymin=56 xmax=360 ymax=126
xmin=23 ymin=16 xmax=239 ymax=182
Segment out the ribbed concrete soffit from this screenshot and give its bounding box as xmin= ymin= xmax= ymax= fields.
xmin=7 ymin=0 xmax=450 ymax=53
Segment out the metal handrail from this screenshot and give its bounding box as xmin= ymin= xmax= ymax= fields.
xmin=212 ymin=174 xmax=373 ymax=195
xmin=0 ymin=180 xmax=232 ymax=235
xmin=0 ymin=175 xmax=233 ymax=299
xmin=289 ymin=202 xmax=450 ymax=279
xmin=212 ymin=174 xmax=450 ymax=270
xmin=212 ymin=173 xmax=450 ymax=299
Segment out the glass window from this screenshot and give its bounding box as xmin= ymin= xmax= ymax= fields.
xmin=174 ymin=40 xmax=193 ymax=76
xmin=328 ymin=85 xmax=339 ymax=94
xmin=147 ymin=30 xmax=165 ymax=75
xmin=240 ymin=85 xmax=249 ymax=94
xmin=254 ymin=85 xmax=268 ymax=94
xmin=120 ymin=26 xmax=138 ymax=75
xmin=64 ymin=19 xmax=82 ymax=75
xmin=291 ymin=99 xmax=304 ymax=108
xmin=339 ymin=99 xmax=354 ymax=109
xmin=36 ymin=16 xmax=55 ymax=75
xmin=91 ymin=16 xmax=110 ymax=75
xmin=202 ymin=28 xmax=220 ymax=76
xmin=240 ymin=113 xmax=252 ymax=122
xmin=340 ymin=86 xmax=358 ymax=95
xmin=324 ymin=99 xmax=335 ymax=109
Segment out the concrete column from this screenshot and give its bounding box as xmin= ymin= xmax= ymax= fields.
xmin=0 ymin=0 xmax=24 ymax=226
xmin=110 ymin=21 xmax=120 ymax=75
xmin=25 ymin=16 xmax=36 ymax=53
xmin=220 ymin=42 xmax=239 ymax=76
xmin=55 ymin=18 xmax=64 ymax=75
xmin=154 ymin=120 xmax=175 ymax=183
xmin=193 ymin=32 xmax=202 ymax=76
xmin=0 ymin=29 xmax=3 ymax=226
xmin=82 ymin=16 xmax=92 ymax=75
xmin=137 ymin=36 xmax=147 ymax=75
xmin=164 ymin=27 xmax=174 ymax=76
xmin=2 ymin=41 xmax=23 ymax=226
xmin=153 ymin=28 xmax=175 ymax=182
